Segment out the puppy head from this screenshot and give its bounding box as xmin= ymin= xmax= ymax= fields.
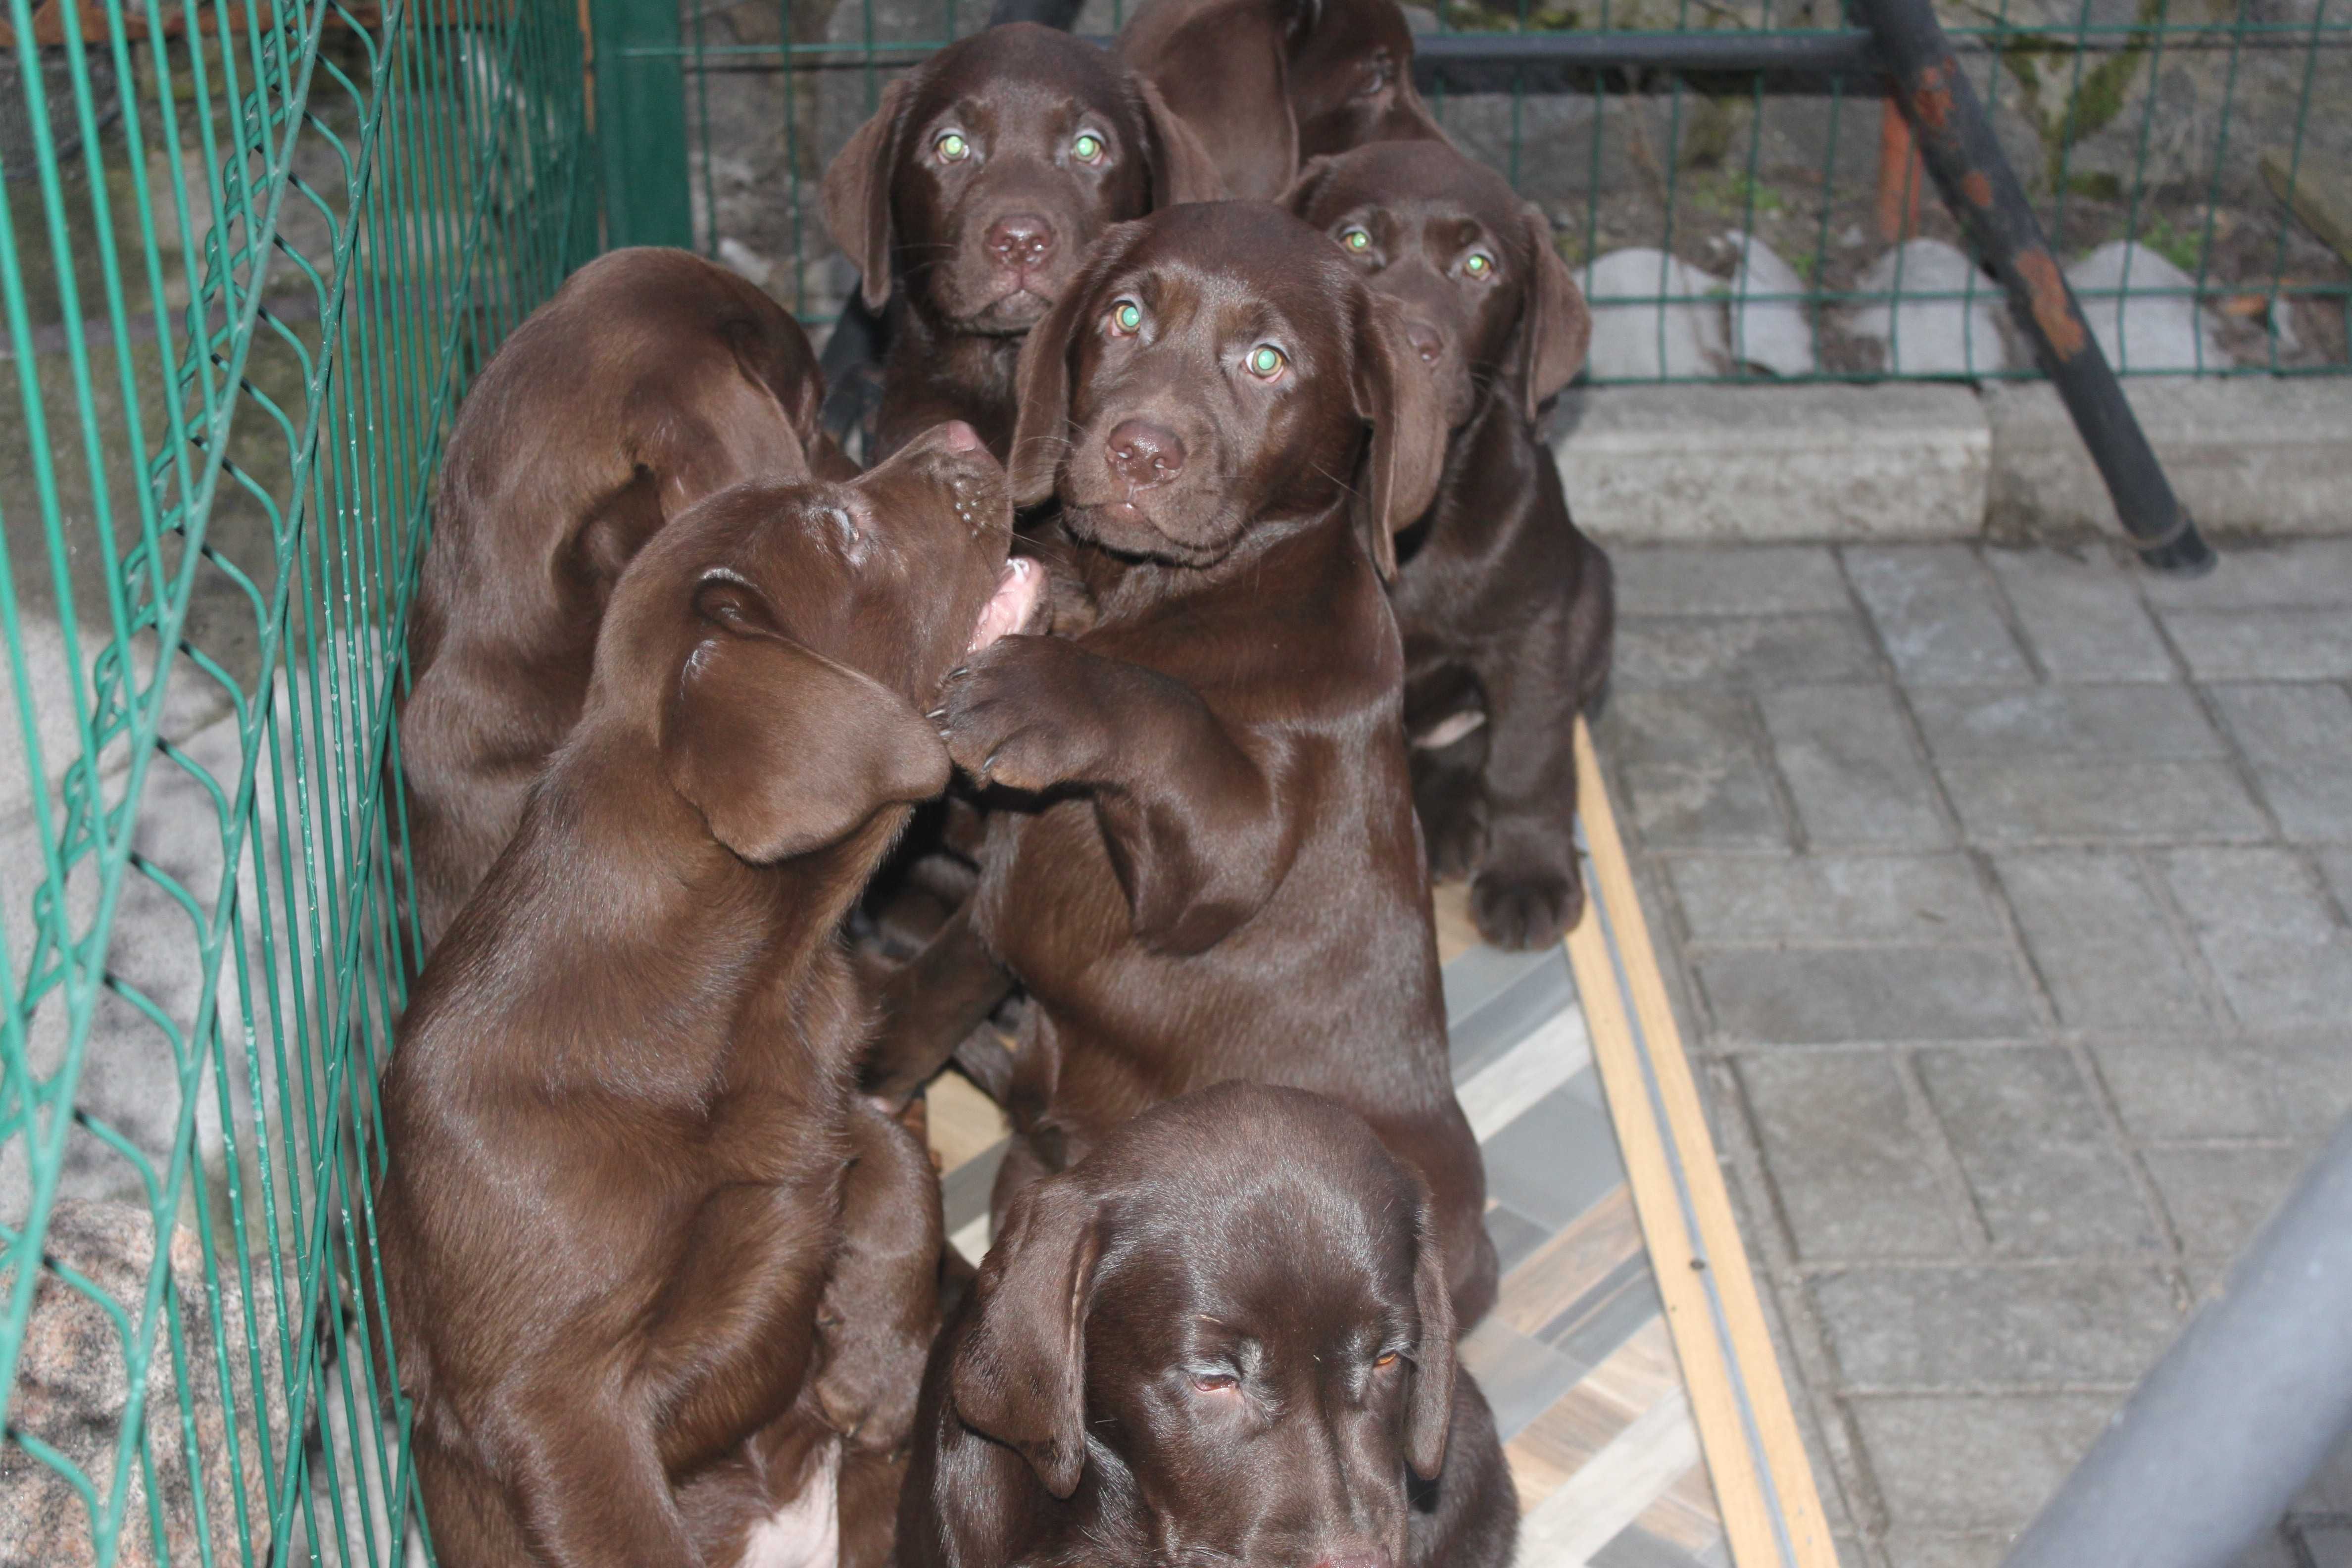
xmin=1287 ymin=0 xmax=1443 ymax=160
xmin=1009 ymin=202 xmax=1442 ymax=575
xmin=822 ymin=25 xmax=1223 ymax=331
xmin=599 ymin=422 xmax=1045 ymax=864
xmin=1290 ymin=140 xmax=1589 ymax=428
xmin=948 ymin=1083 xmax=1459 ymax=1563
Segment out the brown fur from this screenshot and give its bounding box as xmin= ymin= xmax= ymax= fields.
xmin=1291 ymin=141 xmax=1614 ymax=947
xmin=395 ymin=247 xmax=851 ymax=955
xmin=377 ymin=426 xmax=1014 ymax=1568
xmin=821 ymin=24 xmax=1222 ymax=464
xmin=865 ymin=205 xmax=1499 ymax=1328
xmin=1116 ymin=0 xmax=1446 ymax=200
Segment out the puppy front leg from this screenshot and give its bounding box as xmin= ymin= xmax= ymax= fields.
xmin=503 ymin=1384 xmax=702 ymax=1568
xmin=863 ymin=905 xmax=1017 ymax=1108
xmin=1465 ymin=605 xmax=1586 ymax=949
xmin=937 ymin=635 xmax=1299 ymax=954
xmin=814 ymin=1097 xmax=943 ymax=1456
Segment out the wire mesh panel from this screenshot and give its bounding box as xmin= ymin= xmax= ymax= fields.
xmin=0 ymin=0 xmax=594 ymax=1557
xmin=657 ymin=0 xmax=2350 ymax=381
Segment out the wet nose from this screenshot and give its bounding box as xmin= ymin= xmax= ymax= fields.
xmin=936 ymin=419 xmax=983 ymax=453
xmin=1403 ymin=318 xmax=1446 ymax=364
xmin=1105 ymin=419 xmax=1186 ymax=489
xmin=985 ymin=213 xmax=1056 ymax=275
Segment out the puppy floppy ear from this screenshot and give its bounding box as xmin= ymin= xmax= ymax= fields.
xmin=1279 ymin=152 xmax=1338 ymax=216
xmin=1404 ymin=1179 xmax=1460 ymax=1481
xmin=1008 ymin=222 xmax=1148 ymax=506
xmin=950 ymin=1176 xmax=1103 ymax=1498
xmin=1133 ymin=76 xmax=1229 ymax=208
xmin=1350 ymin=291 xmax=1448 ymax=580
xmin=1514 ymin=203 xmax=1590 ymax=424
xmin=661 ymin=573 xmax=949 ymax=863
xmin=822 ymin=74 xmax=913 ymax=313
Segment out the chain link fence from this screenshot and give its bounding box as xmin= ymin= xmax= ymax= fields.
xmin=1 ymin=0 xmax=594 ymax=1558
xmin=653 ymin=0 xmax=2351 ymax=381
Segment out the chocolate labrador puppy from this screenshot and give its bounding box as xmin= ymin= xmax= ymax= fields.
xmin=868 ymin=203 xmax=1500 ymax=1327
xmin=376 ymin=422 xmax=1046 ymax=1568
xmin=395 ymin=246 xmax=851 ymax=955
xmin=1116 ymin=0 xmax=1444 ymax=200
xmin=1292 ymin=139 xmax=1613 ymax=949
xmin=821 ymin=23 xmax=1223 ymax=464
xmin=900 ymin=1082 xmax=1518 ymax=1568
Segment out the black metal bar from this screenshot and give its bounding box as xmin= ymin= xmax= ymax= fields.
xmin=2002 ymin=1115 xmax=2352 ymax=1568
xmin=1412 ymin=28 xmax=1884 ymax=94
xmin=988 ymin=0 xmax=1085 ymax=27
xmin=1855 ymin=0 xmax=2214 ymax=573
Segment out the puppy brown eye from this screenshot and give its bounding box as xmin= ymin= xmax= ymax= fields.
xmin=1192 ymin=1371 xmax=1239 ymax=1393
xmin=1108 ymin=299 xmax=1144 ymax=337
xmin=1340 ymin=227 xmax=1372 ymax=254
xmin=1072 ymin=132 xmax=1105 ymax=164
xmin=1246 ymin=344 xmax=1286 ymax=380
xmin=1373 ymin=1351 xmax=1400 ymax=1369
xmin=1463 ymin=251 xmax=1495 ymax=280
xmin=933 ymin=130 xmax=970 ymax=162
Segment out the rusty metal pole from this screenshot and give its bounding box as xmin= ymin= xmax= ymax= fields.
xmin=1852 ymin=0 xmax=2216 ymax=574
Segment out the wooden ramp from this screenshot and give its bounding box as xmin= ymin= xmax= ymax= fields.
xmin=922 ymin=721 xmax=1835 ymax=1568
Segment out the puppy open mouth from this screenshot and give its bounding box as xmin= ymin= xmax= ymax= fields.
xmin=966 ymin=555 xmax=1048 ymax=653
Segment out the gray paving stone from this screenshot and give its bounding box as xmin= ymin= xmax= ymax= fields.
xmin=2266 ymin=1035 xmax=2352 ymax=1140
xmin=1700 ymin=948 xmax=2039 ymax=1045
xmin=1759 ymin=685 xmax=1950 ymax=849
xmin=1935 ymin=759 xmax=2270 ymax=847
xmin=1907 ymin=684 xmax=2229 ymax=761
xmin=1848 ymin=1393 xmax=2115 ymax=1534
xmin=1810 ymin=1266 xmax=2180 ymax=1388
xmin=1984 ymin=548 xmax=2174 ymax=683
xmin=1737 ymin=1051 xmax=1972 ymax=1260
xmin=2141 ymin=1145 xmax=2310 ymax=1261
xmin=2089 ymin=1037 xmax=2287 ymax=1143
xmin=1879 ymin=1533 xmax=2015 ymax=1568
xmin=1617 ymin=614 xmax=1881 ymax=690
xmin=2161 ymin=607 xmax=2352 ymax=682
xmin=2210 ymin=683 xmax=2352 ymax=844
xmin=1592 ymin=1524 xmax=1715 ymax=1568
xmin=1669 ymin=854 xmax=1999 ymax=946
xmin=2162 ymin=848 xmax=2352 ymax=1029
xmin=1612 ymin=545 xmax=1854 ymax=617
xmin=2142 ymin=538 xmax=2352 ymax=611
xmin=2323 ymin=849 xmax=2352 ymax=918
xmin=1994 ymin=852 xmax=2211 ymax=1029
xmin=1916 ymin=1047 xmax=2163 ymax=1255
xmin=1843 ymin=545 xmax=2033 ymax=686
xmin=1602 ymin=688 xmax=1792 ymax=851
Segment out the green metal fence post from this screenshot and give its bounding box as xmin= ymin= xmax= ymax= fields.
xmin=590 ymin=0 xmax=695 ymax=247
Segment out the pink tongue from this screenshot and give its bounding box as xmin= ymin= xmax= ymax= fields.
xmin=967 ymin=556 xmax=1046 ymax=653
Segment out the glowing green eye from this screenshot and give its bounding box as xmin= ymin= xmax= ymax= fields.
xmin=1248 ymin=344 xmax=1285 ymax=377
xmin=1342 ymin=227 xmax=1371 ymax=251
xmin=934 ymin=131 xmax=969 ymax=161
xmin=1114 ymin=301 xmax=1142 ymax=333
xmin=1464 ymin=251 xmax=1494 ymax=277
xmin=1072 ymin=132 xmax=1104 ymax=162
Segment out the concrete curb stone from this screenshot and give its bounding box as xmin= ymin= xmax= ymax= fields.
xmin=1552 ymin=378 xmax=2352 ymax=544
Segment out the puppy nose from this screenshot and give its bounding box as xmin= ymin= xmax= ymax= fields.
xmin=985 ymin=213 xmax=1056 ymax=274
xmin=1404 ymin=319 xmax=1446 ymax=364
xmin=937 ymin=419 xmax=983 ymax=453
xmin=1105 ymin=419 xmax=1186 ymax=488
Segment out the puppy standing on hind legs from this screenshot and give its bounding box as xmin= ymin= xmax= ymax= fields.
xmin=1290 ymin=140 xmax=1615 ymax=950
xmin=376 ymin=424 xmax=1047 ymax=1568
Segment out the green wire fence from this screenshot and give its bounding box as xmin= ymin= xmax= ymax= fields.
xmin=1 ymin=0 xmax=592 ymax=1556
xmin=639 ymin=0 xmax=2350 ymax=381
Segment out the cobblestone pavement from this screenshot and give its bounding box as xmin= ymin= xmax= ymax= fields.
xmin=1589 ymin=536 xmax=2352 ymax=1568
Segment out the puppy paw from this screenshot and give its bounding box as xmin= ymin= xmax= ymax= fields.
xmin=1418 ymin=788 xmax=1488 ymax=883
xmin=936 ymin=636 xmax=1105 ymax=793
xmin=1470 ymin=860 xmax=1585 ymax=950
